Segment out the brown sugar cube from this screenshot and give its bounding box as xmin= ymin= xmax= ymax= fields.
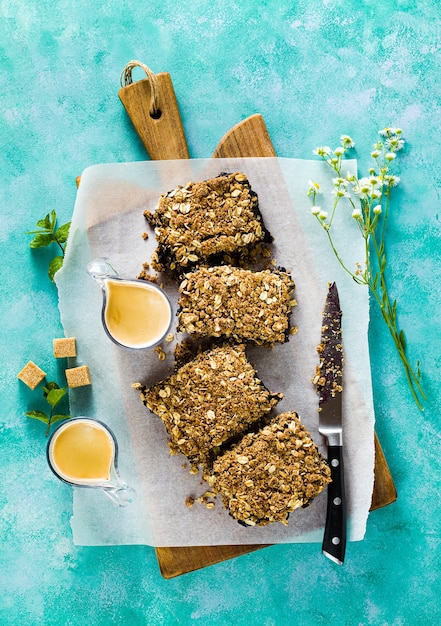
xmin=65 ymin=365 xmax=91 ymax=388
xmin=53 ymin=337 xmax=77 ymax=358
xmin=17 ymin=361 xmax=46 ymax=390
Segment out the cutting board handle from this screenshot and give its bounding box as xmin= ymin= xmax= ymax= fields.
xmin=118 ymin=61 xmax=189 ymax=161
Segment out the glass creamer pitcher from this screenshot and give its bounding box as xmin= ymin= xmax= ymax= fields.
xmin=87 ymin=257 xmax=172 ymax=350
xmin=47 ymin=417 xmax=136 ymax=507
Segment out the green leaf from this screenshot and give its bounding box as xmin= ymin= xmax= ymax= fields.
xmin=25 ymin=410 xmax=49 ymax=424
xmin=49 ymin=210 xmax=57 ymax=231
xmin=26 ymin=228 xmax=51 ymax=235
xmin=29 ymin=233 xmax=55 ymax=248
xmin=37 ymin=214 xmax=53 ymax=230
xmin=55 ymin=222 xmax=70 ymax=244
xmin=399 ymin=329 xmax=406 ymax=350
xmin=48 ymin=255 xmax=64 ymax=281
xmin=46 ymin=387 xmax=67 ymax=408
xmin=50 ymin=414 xmax=71 ymax=425
xmin=42 ymin=381 xmax=60 ymax=396
xmin=391 ymin=299 xmax=397 ymax=321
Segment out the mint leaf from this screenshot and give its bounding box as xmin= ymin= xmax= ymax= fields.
xmin=43 ymin=381 xmax=60 ymax=396
xmin=48 ymin=255 xmax=64 ymax=281
xmin=30 ymin=233 xmax=55 ymax=248
xmin=55 ymin=222 xmax=70 ymax=244
xmin=51 ymin=414 xmax=71 ymax=425
xmin=37 ymin=214 xmax=52 ymax=229
xmin=49 ymin=210 xmax=57 ymax=230
xmin=28 ymin=210 xmax=70 ymax=283
xmin=26 ymin=410 xmax=49 ymax=424
xmin=46 ymin=387 xmax=67 ymax=409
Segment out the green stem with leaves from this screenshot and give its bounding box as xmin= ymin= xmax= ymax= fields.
xmin=308 ymin=129 xmax=425 ymax=410
xmin=25 ymin=381 xmax=71 ymax=436
xmin=27 ymin=210 xmax=71 ymax=281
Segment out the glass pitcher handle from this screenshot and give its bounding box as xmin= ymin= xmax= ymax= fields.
xmin=101 ymin=483 xmax=137 ymax=507
xmin=87 ymin=257 xmax=119 ymax=281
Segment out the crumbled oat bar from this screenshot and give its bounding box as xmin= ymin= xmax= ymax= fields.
xmin=204 ymin=411 xmax=331 ymax=526
xmin=144 ymin=172 xmax=272 ymax=277
xmin=177 ymin=265 xmax=296 ymax=345
xmin=135 ymin=344 xmax=283 ymax=468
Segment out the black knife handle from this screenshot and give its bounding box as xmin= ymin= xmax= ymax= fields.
xmin=322 ymin=445 xmax=347 ymax=565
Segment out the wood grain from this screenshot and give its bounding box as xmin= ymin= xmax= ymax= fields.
xmin=118 ymin=72 xmax=189 ymax=160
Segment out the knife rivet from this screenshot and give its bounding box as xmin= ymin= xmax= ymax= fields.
xmin=332 ymin=537 xmax=341 ymax=545
xmin=331 ymin=459 xmax=339 ymax=467
xmin=333 ymin=497 xmax=342 ymax=506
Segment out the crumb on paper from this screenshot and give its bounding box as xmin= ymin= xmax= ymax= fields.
xmin=137 ymin=269 xmax=158 ymax=283
xmin=142 ymin=232 xmax=149 ymax=240
xmin=17 ymin=361 xmax=46 ymax=390
xmin=53 ymin=337 xmax=77 ymax=358
xmin=186 ymin=491 xmax=217 ymax=509
xmin=65 ymin=365 xmax=91 ymax=388
xmin=165 ymin=333 xmax=174 ymax=342
xmin=154 ymin=346 xmax=166 ymax=361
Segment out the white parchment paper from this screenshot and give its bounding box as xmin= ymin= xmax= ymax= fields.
xmin=56 ymin=157 xmax=375 ymax=546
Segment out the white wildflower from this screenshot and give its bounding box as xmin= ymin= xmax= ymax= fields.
xmin=371 ymin=149 xmax=381 ymax=158
xmin=353 ymin=177 xmax=371 ymax=198
xmin=385 ymin=175 xmax=400 ymax=187
xmin=379 ymin=127 xmax=403 ymax=138
xmin=332 ymin=188 xmax=350 ymax=198
xmin=334 ymin=147 xmax=345 ymax=157
xmin=307 ymin=180 xmax=322 ymax=194
xmin=340 ymin=135 xmax=355 ymax=148
xmin=386 ymin=137 xmax=405 ymax=151
xmin=311 ymin=206 xmax=321 ymax=216
xmin=332 ymin=177 xmax=348 ymax=186
xmin=373 ymin=206 xmax=382 ymax=215
xmin=386 ymin=152 xmax=397 ymax=161
xmin=313 ymin=146 xmax=332 ymax=157
xmin=318 ymin=210 xmax=328 ymax=220
xmin=352 ymin=209 xmax=363 ymax=220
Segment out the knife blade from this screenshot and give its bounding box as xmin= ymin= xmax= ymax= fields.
xmin=314 ymin=282 xmax=346 ymax=565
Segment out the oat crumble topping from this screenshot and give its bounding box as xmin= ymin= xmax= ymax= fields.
xmin=204 ymin=411 xmax=331 ymax=526
xmin=136 ymin=344 xmax=283 ymax=468
xmin=177 ymin=265 xmax=296 ymax=345
xmin=144 ymin=172 xmax=272 ymax=277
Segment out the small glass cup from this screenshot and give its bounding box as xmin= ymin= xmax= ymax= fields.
xmin=47 ymin=417 xmax=136 ymax=507
xmin=87 ymin=257 xmax=172 ymax=350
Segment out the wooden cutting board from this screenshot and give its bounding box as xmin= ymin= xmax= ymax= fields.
xmin=152 ymin=112 xmax=396 ymax=577
xmin=82 ymin=72 xmax=397 ymax=577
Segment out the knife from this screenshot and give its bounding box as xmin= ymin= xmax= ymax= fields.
xmin=314 ymin=282 xmax=346 ymax=565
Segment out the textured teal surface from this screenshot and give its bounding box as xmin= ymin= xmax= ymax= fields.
xmin=1 ymin=1 xmax=440 ymax=624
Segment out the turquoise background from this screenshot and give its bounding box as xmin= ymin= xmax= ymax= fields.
xmin=1 ymin=1 xmax=440 ymax=624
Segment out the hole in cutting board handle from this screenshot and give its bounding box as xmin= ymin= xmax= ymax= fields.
xmin=150 ymin=109 xmax=162 ymax=120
